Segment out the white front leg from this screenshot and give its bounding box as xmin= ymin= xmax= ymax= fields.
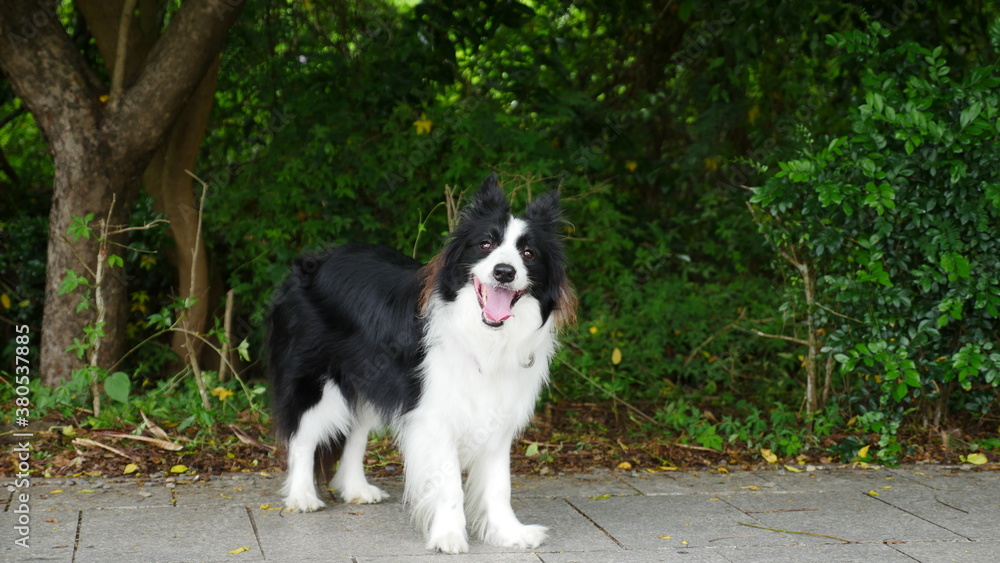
xmin=466 ymin=446 xmax=547 ymax=548
xmin=400 ymin=422 xmax=469 ymax=554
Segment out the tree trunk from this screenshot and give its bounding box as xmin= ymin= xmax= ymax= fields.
xmin=0 ymin=0 xmax=246 ymax=387
xmin=41 ymin=149 xmax=140 ymax=384
xmin=144 ymin=57 xmax=221 ymax=364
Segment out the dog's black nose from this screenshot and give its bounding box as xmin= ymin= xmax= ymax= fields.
xmin=493 ymin=263 xmax=516 ymax=284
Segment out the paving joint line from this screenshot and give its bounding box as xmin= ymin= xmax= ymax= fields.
xmin=246 ymin=505 xmax=267 ymax=559
xmin=863 ymin=491 xmax=974 ymax=542
xmin=563 ymin=498 xmax=625 ymax=549
xmin=71 ymin=508 xmax=83 ymax=563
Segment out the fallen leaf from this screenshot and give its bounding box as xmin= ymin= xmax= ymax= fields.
xmin=589 ymin=494 xmax=611 ymax=500
xmin=45 ymin=518 xmax=58 ymax=523
xmin=140 ymin=410 xmax=171 ymax=441
xmin=123 ymin=463 xmax=138 ymax=475
xmin=50 ymin=490 xmax=63 ymax=494
xmin=717 ymin=467 xmax=729 ymax=474
xmin=858 ymin=445 xmax=871 ymax=458
xmin=709 ymin=498 xmax=720 ymax=501
xmin=743 ymin=486 xmax=761 ymax=491
xmin=169 ymin=464 xmax=188 ymax=474
xmin=75 ymin=489 xmax=96 ymax=494
xmin=616 ymin=461 xmax=632 ymax=470
xmin=760 ymin=448 xmax=778 ymax=464
xmin=966 ymin=453 xmax=988 ymax=465
xmin=867 ymin=490 xmax=879 ymax=496
xmin=783 ymin=465 xmax=803 ymax=473
xmin=228 ymin=546 xmax=251 ymax=554
xmin=658 ymin=535 xmax=671 ymax=539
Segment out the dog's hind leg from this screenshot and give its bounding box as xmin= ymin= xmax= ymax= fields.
xmin=282 ymin=381 xmax=353 ymax=512
xmin=331 ymin=403 xmax=388 ymax=503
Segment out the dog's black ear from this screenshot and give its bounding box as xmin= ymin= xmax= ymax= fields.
xmin=470 ymin=173 xmax=509 ymax=214
xmin=526 ymin=190 xmax=562 ymax=231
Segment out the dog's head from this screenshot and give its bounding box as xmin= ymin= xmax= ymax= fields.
xmin=421 ymin=173 xmax=575 ymax=329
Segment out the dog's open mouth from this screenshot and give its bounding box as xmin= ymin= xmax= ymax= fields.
xmin=474 ymin=276 xmax=524 ymax=327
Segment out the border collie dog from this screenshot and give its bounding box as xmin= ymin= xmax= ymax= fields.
xmin=267 ymin=173 xmax=574 ymax=553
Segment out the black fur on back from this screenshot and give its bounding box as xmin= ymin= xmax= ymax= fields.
xmin=266 ymin=243 xmax=425 ymax=441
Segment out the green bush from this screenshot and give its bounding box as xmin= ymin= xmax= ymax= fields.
xmin=751 ymin=20 xmax=1000 ymax=462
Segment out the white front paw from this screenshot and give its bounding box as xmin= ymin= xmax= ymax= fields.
xmin=427 ymin=530 xmax=469 ymax=554
xmin=340 ymin=484 xmax=388 ymax=504
xmin=485 ymin=523 xmax=548 ymax=549
xmin=283 ymin=490 xmax=326 ymax=513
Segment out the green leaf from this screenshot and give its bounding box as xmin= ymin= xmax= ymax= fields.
xmin=525 ymin=442 xmax=540 ymax=457
xmin=960 ymin=102 xmax=983 ymax=129
xmin=107 ymin=254 xmax=124 ymax=268
xmin=104 ymin=371 xmax=131 ymax=404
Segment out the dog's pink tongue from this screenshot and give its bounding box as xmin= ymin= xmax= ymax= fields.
xmin=483 ymin=285 xmax=517 ymax=322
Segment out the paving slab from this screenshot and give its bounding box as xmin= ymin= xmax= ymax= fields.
xmin=539 ymin=547 xmax=729 ymax=562
xmin=74 ymin=505 xmax=261 ymax=563
xmin=713 ymin=542 xmax=916 ymax=562
xmin=756 ymin=468 xmax=910 ymax=493
xmin=29 ymin=481 xmax=173 ymax=513
xmin=893 ymin=540 xmax=1000 ymax=561
xmin=721 ymin=491 xmax=965 ymax=544
xmin=872 ymin=486 xmax=1000 ymax=540
xmin=567 ymin=494 xmax=788 ymax=550
xmin=0 ymin=510 xmax=75 ymax=562
xmin=621 ymin=471 xmax=773 ymax=496
xmin=512 ymin=470 xmax=637 ymax=499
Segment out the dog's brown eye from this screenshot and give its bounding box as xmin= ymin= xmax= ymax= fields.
xmin=480 ymin=240 xmax=493 ymax=251
xmin=521 ymin=249 xmax=534 ymax=260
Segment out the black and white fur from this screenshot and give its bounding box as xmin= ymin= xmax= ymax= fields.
xmin=267 ymin=173 xmax=574 ymax=553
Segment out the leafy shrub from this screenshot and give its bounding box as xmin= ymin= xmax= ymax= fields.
xmin=751 ymin=20 xmax=1000 ymax=462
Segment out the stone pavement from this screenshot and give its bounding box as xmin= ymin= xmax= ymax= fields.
xmin=2 ymin=465 xmax=998 ymax=562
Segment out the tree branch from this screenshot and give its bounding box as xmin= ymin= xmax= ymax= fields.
xmin=0 ymin=1 xmax=105 ymax=145
xmin=108 ymin=0 xmax=246 ymax=160
xmin=110 ymin=0 xmax=140 ymax=99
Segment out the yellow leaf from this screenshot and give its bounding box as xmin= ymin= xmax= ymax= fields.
xmin=681 ymin=540 xmax=688 ymax=545
xmin=169 ymin=464 xmax=188 ymax=474
xmin=616 ymin=461 xmax=632 ymax=470
xmin=99 ymin=94 xmax=109 ymax=103
xmin=709 ymin=498 xmax=720 ymax=501
xmin=658 ymin=535 xmax=671 ymax=539
xmin=0 ymin=293 xmax=10 ymax=309
xmin=743 ymin=486 xmax=761 ymax=491
xmin=783 ymin=465 xmax=803 ymax=473
xmin=858 ymin=445 xmax=871 ymax=458
xmin=413 ymin=113 xmax=433 ymax=135
xmin=867 ymin=490 xmax=879 ymax=496
xmin=611 ymin=347 xmax=622 ymax=365
xmin=588 ymin=325 xmax=598 ymax=335
xmin=228 ymin=546 xmax=251 ymax=554
xmin=50 ymin=490 xmax=63 ymax=494
xmin=966 ymin=453 xmax=988 ymax=465
xmin=123 ymin=463 xmax=138 ymax=475
xmin=881 ymin=486 xmax=892 ymax=490
xmin=716 ymin=467 xmax=729 ymax=474
xmin=211 ymin=387 xmax=235 ymax=401
xmin=760 ymin=448 xmax=778 ymax=464
xmin=589 ymin=494 xmax=611 ymax=500
xmin=75 ymin=489 xmax=95 ymax=494
xmin=625 ymin=160 xmax=638 ymax=172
